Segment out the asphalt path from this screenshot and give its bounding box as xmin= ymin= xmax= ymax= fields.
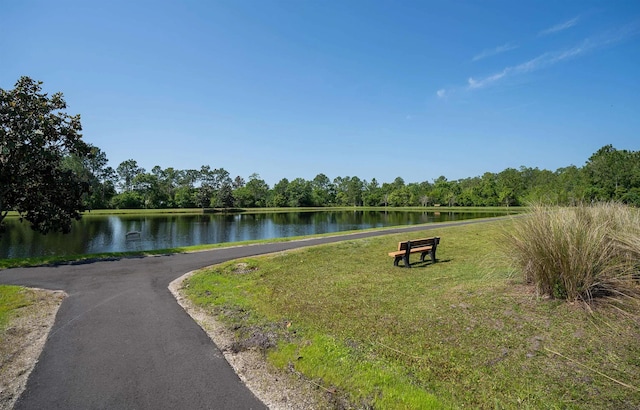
xmin=0 ymin=219 xmax=492 ymax=409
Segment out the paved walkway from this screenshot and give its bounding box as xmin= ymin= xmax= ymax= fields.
xmin=0 ymin=220 xmax=488 ymax=409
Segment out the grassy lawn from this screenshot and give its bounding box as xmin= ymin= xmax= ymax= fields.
xmin=0 ymin=285 xmax=39 ymax=329
xmin=185 ymin=219 xmax=640 ymax=409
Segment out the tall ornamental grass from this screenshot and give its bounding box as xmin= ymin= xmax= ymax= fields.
xmin=506 ymin=203 xmax=640 ymax=303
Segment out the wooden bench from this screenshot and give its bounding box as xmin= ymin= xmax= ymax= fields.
xmin=125 ymin=231 xmax=141 ymax=241
xmin=388 ymin=237 xmax=440 ymax=268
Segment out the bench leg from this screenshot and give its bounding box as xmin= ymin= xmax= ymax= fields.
xmin=394 ymin=256 xmax=402 ymax=267
xmin=419 ymin=251 xmax=436 ymax=264
xmin=403 ymin=254 xmax=411 ymax=268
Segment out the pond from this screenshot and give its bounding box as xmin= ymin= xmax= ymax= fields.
xmin=0 ymin=210 xmax=509 ymax=259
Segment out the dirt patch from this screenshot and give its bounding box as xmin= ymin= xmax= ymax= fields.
xmin=0 ymin=288 xmax=66 ymax=410
xmin=232 ymin=262 xmax=258 ymax=275
xmin=170 ymin=270 xmax=336 ymax=409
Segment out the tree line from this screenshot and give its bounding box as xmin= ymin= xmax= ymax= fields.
xmin=79 ymin=144 xmax=640 ymax=210
xmin=2 ymin=76 xmax=639 ymax=237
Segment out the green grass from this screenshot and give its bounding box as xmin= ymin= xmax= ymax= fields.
xmin=185 ymin=219 xmax=640 ymax=409
xmin=0 ymin=285 xmax=37 ymax=329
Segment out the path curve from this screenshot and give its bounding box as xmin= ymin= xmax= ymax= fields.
xmin=0 ymin=219 xmax=495 ymax=409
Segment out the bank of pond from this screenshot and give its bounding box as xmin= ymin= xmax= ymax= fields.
xmin=1 ymin=208 xmax=514 ymax=259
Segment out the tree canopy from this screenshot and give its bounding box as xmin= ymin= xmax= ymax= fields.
xmin=0 ymin=76 xmax=92 ymax=234
xmin=98 ymin=144 xmax=640 ymax=210
xmin=3 ymin=77 xmax=639 ymax=235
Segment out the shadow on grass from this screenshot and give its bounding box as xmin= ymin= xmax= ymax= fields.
xmin=404 ymin=258 xmax=452 ymax=268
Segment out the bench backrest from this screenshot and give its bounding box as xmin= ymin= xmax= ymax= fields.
xmin=397 ymin=237 xmax=440 ymax=251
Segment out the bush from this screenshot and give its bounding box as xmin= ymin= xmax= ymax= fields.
xmin=505 ymin=203 xmax=640 ymax=303
xmin=109 ymin=191 xmax=144 ymax=209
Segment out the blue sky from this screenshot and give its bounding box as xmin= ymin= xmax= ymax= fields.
xmin=2 ymin=0 xmax=639 ymax=185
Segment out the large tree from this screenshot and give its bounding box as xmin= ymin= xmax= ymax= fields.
xmin=116 ymin=159 xmax=145 ymax=192
xmin=64 ymin=145 xmax=116 ymax=209
xmin=234 ymin=173 xmax=269 ymax=208
xmin=0 ymin=76 xmax=92 ymax=234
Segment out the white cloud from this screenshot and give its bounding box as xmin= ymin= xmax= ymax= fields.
xmin=539 ymin=16 xmax=579 ymax=36
xmin=435 ymin=22 xmax=639 ymax=101
xmin=465 ymin=52 xmax=560 ymax=90
xmin=467 ymin=69 xmax=508 ymax=89
xmin=472 ymin=43 xmax=519 ymax=62
xmin=465 ymin=23 xmax=639 ymax=91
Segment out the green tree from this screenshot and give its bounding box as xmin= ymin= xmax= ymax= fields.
xmin=174 ymin=186 xmax=197 ymax=208
xmin=346 ymin=176 xmax=364 ymax=206
xmin=243 ymin=173 xmax=269 ymax=207
xmin=392 ymin=176 xmax=405 ymax=190
xmin=1 ymin=76 xmax=92 ymax=234
xmin=311 ymin=173 xmax=335 ymax=206
xmin=213 ymin=169 xmax=234 ymax=208
xmin=388 ymin=187 xmax=410 ymax=206
xmin=131 ymin=172 xmax=161 ymax=208
xmin=555 ymin=166 xmax=587 ymax=205
xmin=286 ymin=178 xmax=312 ymax=207
xmin=62 ymin=145 xmax=116 ymax=210
xmin=496 ymin=168 xmax=523 ymax=207
xmin=198 ymin=166 xmax=233 ymax=208
xmin=198 ymin=165 xmax=215 ymax=208
xmin=85 ymin=146 xmax=116 ymax=208
xmin=380 ymin=182 xmax=395 ymax=206
xmin=520 ymin=167 xmax=557 ymax=204
xmin=232 ymin=185 xmax=253 ymax=207
xmin=213 ymin=183 xmax=234 ymax=208
xmin=233 ymin=175 xmax=245 ymax=189
xmin=406 ymin=182 xmax=425 ymax=206
xmin=211 ymin=168 xmax=232 ymax=190
xmin=430 ymin=176 xmax=451 ymax=205
xmin=116 ymin=159 xmax=145 ymax=192
xmin=478 ymin=173 xmax=498 ymax=206
xmin=455 ymin=177 xmax=479 ymax=206
xmin=196 ymin=185 xmax=214 ymax=209
xmin=363 ymin=178 xmax=382 ymax=206
xmin=269 ymin=178 xmax=290 ymax=207
xmin=180 ymin=169 xmax=200 ymax=189
xmin=584 ymin=145 xmax=639 ymax=201
xmin=110 ymin=190 xmax=144 ymax=209
xmin=151 ymin=166 xmax=178 ymax=207
xmin=334 ymin=176 xmax=363 ymax=206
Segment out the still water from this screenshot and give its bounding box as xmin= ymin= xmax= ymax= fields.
xmin=1 ymin=210 xmax=506 ymax=259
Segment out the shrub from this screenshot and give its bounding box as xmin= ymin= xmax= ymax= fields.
xmin=505 ymin=202 xmax=640 ymax=303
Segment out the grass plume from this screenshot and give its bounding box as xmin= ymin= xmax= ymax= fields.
xmin=505 ymin=202 xmax=640 ymax=304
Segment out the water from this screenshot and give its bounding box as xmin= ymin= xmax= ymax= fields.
xmin=0 ymin=210 xmax=507 ymax=259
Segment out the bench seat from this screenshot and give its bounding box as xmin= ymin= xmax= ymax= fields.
xmin=388 ymin=237 xmax=439 ymax=268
